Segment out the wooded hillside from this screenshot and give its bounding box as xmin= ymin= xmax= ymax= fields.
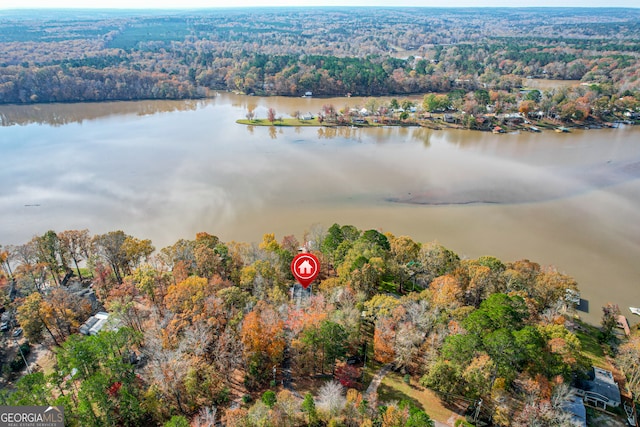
xmin=1 ymin=8 xmax=639 ymax=103
xmin=2 ymin=225 xmax=636 ymax=426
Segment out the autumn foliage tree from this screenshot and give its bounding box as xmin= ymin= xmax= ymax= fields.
xmin=241 ymin=301 xmax=285 ymax=388
xmin=16 ymin=292 xmax=52 ymax=345
xmin=267 ymin=107 xmax=277 ymax=123
xmin=2 ymin=223 xmax=603 ymax=425
xmin=163 ymin=276 xmax=216 ymax=340
xmin=17 ymin=288 xmax=91 ymax=346
xmin=374 ymin=317 xmax=396 ymax=364
xmin=429 ymin=274 xmax=463 ymax=309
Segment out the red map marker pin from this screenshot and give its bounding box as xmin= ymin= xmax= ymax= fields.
xmin=291 ymin=253 xmax=320 ymax=289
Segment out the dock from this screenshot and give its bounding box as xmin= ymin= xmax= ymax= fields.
xmin=617 ymin=315 xmax=631 ymax=337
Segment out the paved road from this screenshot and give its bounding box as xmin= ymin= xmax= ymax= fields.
xmin=363 ymin=363 xmax=393 ymax=404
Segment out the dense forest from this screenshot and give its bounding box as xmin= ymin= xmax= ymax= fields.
xmin=0 ymin=8 xmax=639 ymax=105
xmin=1 ymin=226 xmax=639 ymax=426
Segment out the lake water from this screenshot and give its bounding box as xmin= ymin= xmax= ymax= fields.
xmin=1 ymin=93 xmax=639 ymax=325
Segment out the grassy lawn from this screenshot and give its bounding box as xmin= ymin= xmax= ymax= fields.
xmin=574 ymin=320 xmax=608 ymax=368
xmin=33 ymin=345 xmax=57 ymax=376
xmin=236 ymin=118 xmax=322 ymax=126
xmin=377 ymin=371 xmax=465 ymax=425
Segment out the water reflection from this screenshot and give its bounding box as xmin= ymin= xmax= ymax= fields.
xmin=315 ymin=126 xmax=362 ymax=140
xmin=0 ymin=99 xmax=207 ymax=127
xmin=411 ymin=128 xmax=433 ymax=147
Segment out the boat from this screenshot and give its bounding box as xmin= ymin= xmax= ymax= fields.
xmin=630 ymin=307 xmax=640 ymax=316
xmin=555 ymin=126 xmax=571 ymax=133
xmin=529 ymin=126 xmax=541 ymax=132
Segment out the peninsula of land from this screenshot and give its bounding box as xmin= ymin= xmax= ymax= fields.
xmin=236 ymin=90 xmax=639 ymax=134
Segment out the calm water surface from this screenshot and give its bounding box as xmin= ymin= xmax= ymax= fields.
xmin=1 ymin=93 xmax=639 ymax=324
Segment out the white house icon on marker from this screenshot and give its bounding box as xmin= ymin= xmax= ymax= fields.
xmin=298 ymin=259 xmax=313 ymax=275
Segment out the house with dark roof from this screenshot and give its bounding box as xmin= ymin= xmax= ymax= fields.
xmin=576 ymin=367 xmax=621 ymax=410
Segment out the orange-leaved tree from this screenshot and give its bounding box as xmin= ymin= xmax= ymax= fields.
xmin=240 ymin=300 xmax=285 ymax=388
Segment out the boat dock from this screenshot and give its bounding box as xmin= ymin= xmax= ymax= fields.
xmin=617 ymin=315 xmax=631 ymax=337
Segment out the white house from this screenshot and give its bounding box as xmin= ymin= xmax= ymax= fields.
xmin=80 ymin=312 xmax=118 ymax=336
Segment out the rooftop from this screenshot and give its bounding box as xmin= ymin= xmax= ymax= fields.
xmin=562 ymin=392 xmax=587 ymax=427
xmin=79 ymin=311 xmax=117 ymax=336
xmin=579 ymin=367 xmax=621 ymax=408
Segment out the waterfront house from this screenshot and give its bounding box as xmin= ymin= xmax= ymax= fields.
xmin=576 ymin=367 xmax=622 ymax=410
xmin=499 ymin=113 xmax=524 ymax=124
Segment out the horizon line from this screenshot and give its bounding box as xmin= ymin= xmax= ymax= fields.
xmin=2 ymin=5 xmax=639 ymax=10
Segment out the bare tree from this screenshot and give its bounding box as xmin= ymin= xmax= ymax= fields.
xmin=618 ymin=336 xmax=640 ymax=398
xmin=14 ymin=241 xmax=42 ymax=291
xmin=192 ymin=406 xmax=217 ymax=427
xmin=394 ymin=321 xmax=423 ymax=373
xmin=317 ymin=380 xmax=345 ymax=418
xmin=179 ymin=321 xmax=213 ymax=358
xmin=58 ymin=229 xmax=91 ymax=281
xmin=513 ymin=383 xmax=580 ymax=427
xmin=143 ymin=310 xmax=191 ymax=414
xmin=214 ymin=326 xmax=243 ymax=382
xmin=304 ymin=223 xmax=326 ymax=252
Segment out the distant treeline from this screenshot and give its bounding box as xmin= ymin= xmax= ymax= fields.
xmin=0 ymin=66 xmax=201 ymax=104
xmin=1 ymin=8 xmax=639 ymax=104
xmin=1 ymin=46 xmax=638 ymax=104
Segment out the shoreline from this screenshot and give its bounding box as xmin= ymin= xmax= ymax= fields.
xmin=1 ymin=92 xmax=636 ymax=132
xmin=236 ymin=116 xmax=633 ymax=133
